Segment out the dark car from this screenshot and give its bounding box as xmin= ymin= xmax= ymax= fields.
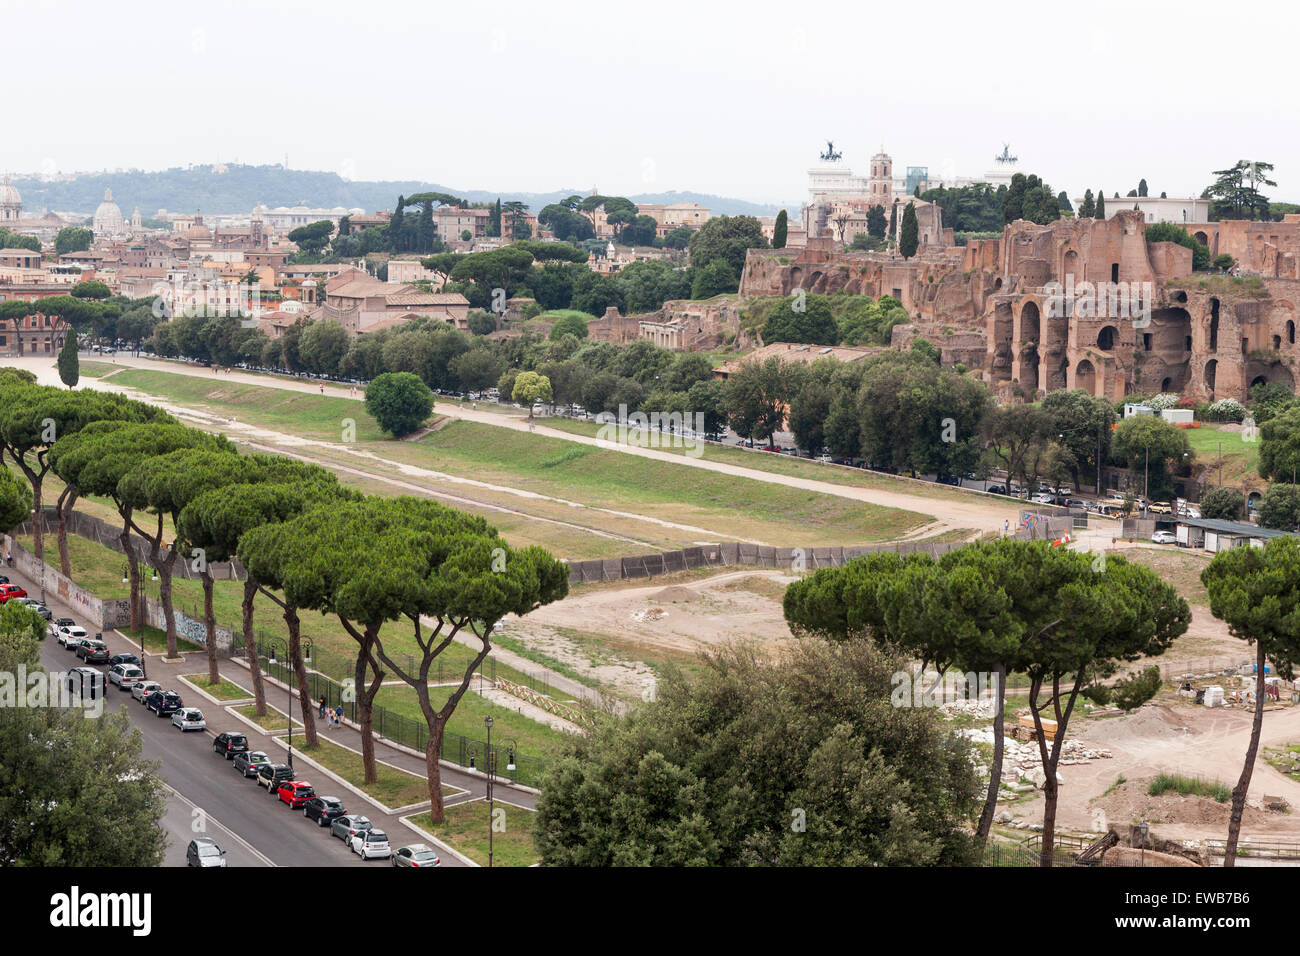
xmin=108 ymin=653 xmax=141 ymax=668
xmin=234 ymin=750 xmax=271 ymax=778
xmin=213 ymin=732 xmax=249 ymax=760
xmin=257 ymin=762 xmax=296 ymax=794
xmin=146 ymin=689 xmax=183 ymax=717
xmin=75 ymin=639 xmax=110 ymax=664
xmin=303 ymin=796 xmax=347 ymax=827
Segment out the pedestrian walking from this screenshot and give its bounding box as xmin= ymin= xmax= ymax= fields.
xmin=325 ymin=709 xmax=334 ymax=728
xmin=335 ymin=704 xmax=344 ymax=726
xmin=319 ymin=385 xmax=324 ymax=394
xmin=1004 ymin=519 xmax=1010 ymax=535
xmin=318 ymin=696 xmax=327 ymax=718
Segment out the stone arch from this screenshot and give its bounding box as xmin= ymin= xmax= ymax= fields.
xmin=1020 ymin=300 xmax=1041 ymax=341
xmin=1205 ymin=358 xmax=1218 ymax=396
xmin=1289 ymin=319 xmax=1296 ymax=345
xmin=1097 ymin=325 xmax=1118 ymax=350
xmin=788 ymin=265 xmax=803 ymax=291
xmin=1063 ymin=249 xmax=1079 ymax=281
xmin=1075 ymin=359 xmax=1097 ymax=395
xmin=1194 ymin=231 xmax=1209 ymax=247
xmin=807 ymin=270 xmax=824 ymax=293
xmin=993 ymin=276 xmax=1003 ymax=291
xmin=1161 ymin=377 xmax=1172 ymax=392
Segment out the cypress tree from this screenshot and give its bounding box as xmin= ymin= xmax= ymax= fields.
xmin=900 ymin=202 xmax=919 ymax=259
xmin=57 ymin=330 xmax=79 ymax=389
xmin=772 ymin=209 xmax=787 ymax=249
xmin=1095 ymin=191 xmax=1106 ymax=219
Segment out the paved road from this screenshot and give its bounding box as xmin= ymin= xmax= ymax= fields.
xmin=19 ymin=560 xmax=436 ymax=868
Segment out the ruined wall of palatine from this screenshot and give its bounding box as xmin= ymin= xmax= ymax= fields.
xmin=737 ymin=211 xmax=1300 ymax=403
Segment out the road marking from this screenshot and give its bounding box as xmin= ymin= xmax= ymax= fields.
xmin=163 ymin=783 xmax=277 ymax=867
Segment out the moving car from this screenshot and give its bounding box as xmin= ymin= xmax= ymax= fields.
xmin=303 ymin=796 xmax=347 ymax=827
xmin=391 ymin=844 xmax=440 ymax=867
xmin=108 ymin=663 xmax=144 ymax=689
xmin=186 ymin=838 xmax=226 ymax=868
xmin=257 ymin=763 xmax=295 ymax=794
xmin=0 ymin=583 xmax=27 ymax=603
xmin=331 ymin=814 xmax=372 ymax=843
xmin=145 ymin=689 xmax=183 ymax=717
xmin=75 ymin=639 xmax=110 ymax=664
xmin=1151 ymin=531 xmax=1178 ymax=545
xmin=277 ymin=781 xmax=315 ymax=809
xmin=172 ymin=707 xmax=206 ymax=732
xmin=350 ymin=829 xmax=391 ymax=860
xmin=132 ymin=680 xmax=162 ymax=703
xmin=213 ymin=732 xmax=249 ymax=759
xmin=234 ymin=750 xmax=271 ymax=779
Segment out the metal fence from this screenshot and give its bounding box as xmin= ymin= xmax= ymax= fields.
xmin=252 ymin=640 xmax=550 ymax=789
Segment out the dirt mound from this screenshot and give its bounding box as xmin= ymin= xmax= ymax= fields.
xmin=1088 ymin=705 xmax=1198 ymax=744
xmin=650 ymin=585 xmax=700 ymax=603
xmin=1092 ymin=778 xmax=1268 ymax=829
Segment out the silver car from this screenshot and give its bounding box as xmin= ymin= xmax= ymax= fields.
xmin=172 ymin=707 xmax=206 ymax=732
xmin=331 ymin=814 xmax=372 ymax=843
xmin=133 ymin=680 xmax=162 ymax=703
xmin=108 ymin=663 xmax=144 ymax=689
xmin=392 ymin=843 xmax=441 ymax=867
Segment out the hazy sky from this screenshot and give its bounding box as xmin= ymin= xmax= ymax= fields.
xmin=9 ymin=0 xmax=1299 ymax=204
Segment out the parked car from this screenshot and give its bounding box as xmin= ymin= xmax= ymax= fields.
xmin=278 ymin=781 xmax=315 ymax=809
xmin=1149 ymin=501 xmax=1174 ymax=515
xmin=213 ymin=732 xmax=249 ymax=759
xmin=331 ymin=814 xmax=372 ymax=843
xmin=0 ymin=584 xmax=27 ymax=603
xmin=108 ymin=653 xmax=141 ymax=668
xmin=1030 ymin=493 xmax=1055 ymax=505
xmin=234 ymin=750 xmax=271 ymax=779
xmin=1180 ymin=505 xmax=1202 ymax=519
xmin=257 ymin=763 xmax=296 ymax=794
xmin=985 ymin=485 xmax=1007 ymax=496
xmin=145 ymin=689 xmax=183 ymax=717
xmin=75 ymin=639 xmax=110 ymax=664
xmin=133 ymin=680 xmax=162 ymax=703
xmin=186 ymin=838 xmax=226 ymax=868
xmin=107 ymin=663 xmax=144 ymax=689
xmin=57 ymin=625 xmax=88 ymax=649
xmin=1151 ymin=531 xmax=1178 ymax=545
xmin=172 ymin=707 xmax=206 ymax=732
xmin=304 ymin=796 xmax=347 ymax=827
xmin=350 ymin=829 xmax=391 ymax=860
xmin=16 ymin=598 xmax=51 ymax=620
xmin=391 ymin=844 xmax=441 ymax=868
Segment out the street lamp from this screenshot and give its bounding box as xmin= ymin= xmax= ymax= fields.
xmin=266 ymin=638 xmax=293 ymax=771
xmin=485 ymin=715 xmax=495 ymax=869
xmin=1138 ymin=819 xmax=1149 ymax=867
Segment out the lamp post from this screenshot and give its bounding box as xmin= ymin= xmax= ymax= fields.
xmin=485 ymin=715 xmax=494 ymax=869
xmin=123 ymin=563 xmax=148 ymax=679
xmin=266 ymin=638 xmax=293 ymax=771
xmin=1138 ymin=819 xmax=1149 ymax=867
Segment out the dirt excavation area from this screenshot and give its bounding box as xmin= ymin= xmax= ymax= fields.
xmin=494 ymin=570 xmax=798 ymax=699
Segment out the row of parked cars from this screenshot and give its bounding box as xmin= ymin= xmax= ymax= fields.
xmin=42 ymin=605 xmax=439 ymax=867
xmin=202 ymin=734 xmax=438 ymax=865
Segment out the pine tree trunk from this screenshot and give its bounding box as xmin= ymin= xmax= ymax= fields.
xmin=242 ymin=579 xmax=266 ymax=717
xmin=158 ymin=548 xmax=178 ymax=658
xmin=202 ymin=570 xmax=218 ymax=685
xmin=57 ymin=486 xmax=77 ymax=578
xmin=426 ymin=721 xmax=445 ymax=823
xmin=1224 ymin=641 xmax=1268 ymax=867
xmin=976 ymin=661 xmax=1007 ymax=840
xmin=286 ymin=606 xmax=317 ymax=746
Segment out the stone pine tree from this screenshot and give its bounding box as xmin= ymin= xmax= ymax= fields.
xmin=1138 ymin=178 xmax=1149 ymax=198
xmin=772 ymin=209 xmax=787 ymax=249
xmin=900 ymin=203 xmax=919 ymax=260
xmin=1202 ymin=537 xmax=1300 ymax=866
xmin=56 ymin=333 xmax=79 ymax=389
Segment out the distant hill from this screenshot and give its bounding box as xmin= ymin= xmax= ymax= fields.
xmin=10 ymin=163 xmax=793 ymax=219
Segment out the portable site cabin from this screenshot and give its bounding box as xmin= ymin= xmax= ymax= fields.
xmin=1174 ymin=518 xmax=1297 ymax=553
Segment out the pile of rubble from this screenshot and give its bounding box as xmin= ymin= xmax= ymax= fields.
xmin=958 ymin=727 xmax=1112 ymax=787
xmin=939 ymin=698 xmax=997 ymax=720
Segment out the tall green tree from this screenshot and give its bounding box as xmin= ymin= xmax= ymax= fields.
xmin=900 ymin=202 xmax=919 ymax=259
xmin=56 ymin=333 xmax=79 ymax=389
xmin=1202 ymin=537 xmax=1300 ymax=866
xmin=365 ymin=372 xmax=434 ymax=437
xmin=772 ymin=209 xmax=788 ymax=249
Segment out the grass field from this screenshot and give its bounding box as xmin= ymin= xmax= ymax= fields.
xmin=409 ymin=801 xmax=539 ymax=866
xmin=280 ymin=734 xmax=453 ymax=807
xmin=1185 ymin=425 xmax=1260 ymax=486
xmin=78 ymin=361 xmax=125 ymax=378
xmin=95 ymin=367 xmax=936 ymax=550
xmin=182 ymin=675 xmax=250 ymax=700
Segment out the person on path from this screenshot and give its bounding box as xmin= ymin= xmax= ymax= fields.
xmin=318 ymin=696 xmax=327 ymax=718
xmin=335 ymin=703 xmax=344 ymax=726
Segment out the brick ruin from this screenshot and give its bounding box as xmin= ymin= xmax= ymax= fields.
xmin=736 ymin=211 xmax=1300 ymax=403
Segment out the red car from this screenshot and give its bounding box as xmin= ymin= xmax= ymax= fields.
xmin=0 ymin=584 xmax=27 ymax=603
xmin=277 ymin=780 xmax=315 ymax=809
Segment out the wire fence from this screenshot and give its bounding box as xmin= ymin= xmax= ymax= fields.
xmin=251 ymin=639 xmax=550 ymax=789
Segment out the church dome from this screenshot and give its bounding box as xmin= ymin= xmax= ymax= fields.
xmin=92 ymin=188 xmax=125 ymax=235
xmin=0 ymin=175 xmax=21 ymax=207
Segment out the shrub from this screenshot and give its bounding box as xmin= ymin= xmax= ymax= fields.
xmin=1111 ymin=665 xmax=1162 ymax=712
